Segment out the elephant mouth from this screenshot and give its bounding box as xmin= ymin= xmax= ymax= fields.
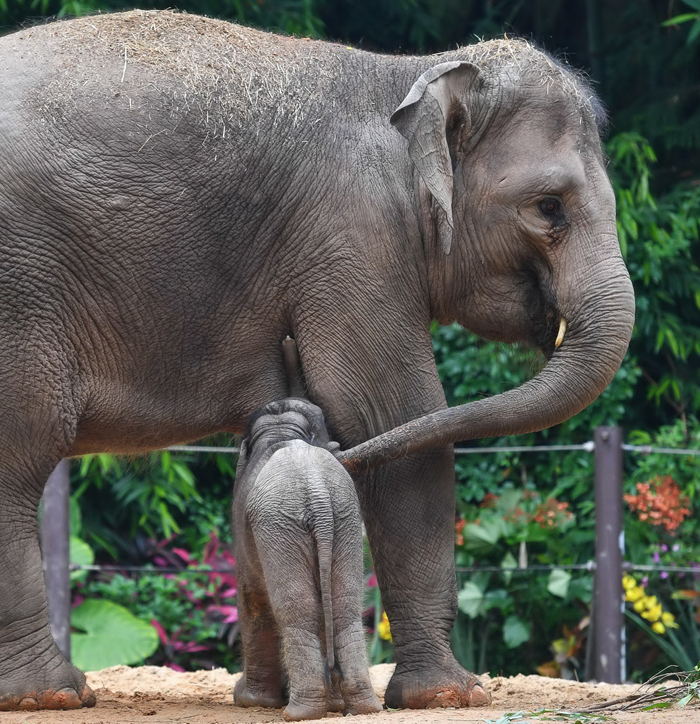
xmin=524 ymin=289 xmax=561 ymax=361
xmin=517 ymin=262 xmax=562 ymax=360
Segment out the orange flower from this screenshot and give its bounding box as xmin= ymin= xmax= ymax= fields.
xmin=455 ymin=518 xmax=466 ymax=546
xmin=624 ymin=476 xmax=690 ymax=533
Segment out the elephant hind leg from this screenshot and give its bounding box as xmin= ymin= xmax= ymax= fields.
xmin=233 ymin=576 xmax=286 ymax=710
xmin=334 ymin=621 xmax=383 ymax=716
xmin=0 ymin=395 xmax=94 ymax=711
xmin=252 ymin=528 xmax=327 ymax=721
xmin=330 ymin=517 xmax=382 ymax=716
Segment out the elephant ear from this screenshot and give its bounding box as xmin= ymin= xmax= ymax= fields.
xmin=234 ymin=439 xmax=249 ymax=481
xmin=390 ymin=61 xmax=480 ymax=254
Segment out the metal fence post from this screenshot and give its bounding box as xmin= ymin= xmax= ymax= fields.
xmin=593 ymin=426 xmax=624 ymax=683
xmin=40 ymin=459 xmax=71 ymax=660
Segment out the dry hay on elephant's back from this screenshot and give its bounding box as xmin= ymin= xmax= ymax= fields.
xmin=13 ymin=9 xmax=346 ymax=131
xmin=13 ymin=10 xmax=601 ymax=139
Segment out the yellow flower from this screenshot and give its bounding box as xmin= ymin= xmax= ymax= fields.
xmin=661 ymin=611 xmax=679 ymax=629
xmin=643 ymin=595 xmax=658 ymax=608
xmin=625 ymin=586 xmax=644 ymax=603
xmin=652 ymin=622 xmax=666 ymax=635
xmin=377 ymin=611 xmax=392 ymax=642
xmin=642 ymin=603 xmax=663 ymax=622
xmin=623 ymin=575 xmax=637 ymax=590
xmin=633 ymin=599 xmax=646 ymax=613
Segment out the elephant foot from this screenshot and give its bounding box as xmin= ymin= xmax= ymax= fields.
xmin=233 ymin=674 xmax=285 ymax=709
xmin=0 ymin=660 xmax=96 ymax=711
xmin=344 ymin=693 xmax=384 ymax=716
xmin=327 ymin=693 xmax=345 ymax=713
xmin=283 ymin=700 xmax=326 ymax=721
xmin=384 ymin=662 xmax=491 ymax=709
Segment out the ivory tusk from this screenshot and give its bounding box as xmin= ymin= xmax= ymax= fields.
xmin=555 ymin=317 xmax=567 ymax=349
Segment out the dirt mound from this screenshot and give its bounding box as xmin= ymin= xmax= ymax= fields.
xmin=3 ymin=664 xmax=697 ymax=723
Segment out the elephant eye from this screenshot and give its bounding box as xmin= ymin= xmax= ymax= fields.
xmin=539 ymin=197 xmax=562 ymax=217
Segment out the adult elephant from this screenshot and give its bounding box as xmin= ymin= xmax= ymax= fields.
xmin=0 ymin=10 xmax=634 ymax=712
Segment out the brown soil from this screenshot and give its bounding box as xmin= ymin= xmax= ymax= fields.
xmin=3 ymin=664 xmax=698 ymax=723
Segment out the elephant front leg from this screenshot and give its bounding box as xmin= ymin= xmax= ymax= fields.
xmin=359 ymin=447 xmax=491 ymax=709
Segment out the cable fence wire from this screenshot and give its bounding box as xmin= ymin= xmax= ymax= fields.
xmin=69 ymin=562 xmax=700 ymax=575
xmin=163 ymin=442 xmax=700 ymax=456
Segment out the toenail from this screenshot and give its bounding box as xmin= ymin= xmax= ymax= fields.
xmin=81 ymin=685 xmax=97 ymax=708
xmin=18 ymin=697 xmax=40 ymax=710
xmin=469 ymin=683 xmax=491 ymax=707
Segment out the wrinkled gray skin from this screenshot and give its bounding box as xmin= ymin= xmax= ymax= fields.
xmin=0 ymin=10 xmax=634 ymax=711
xmin=232 ymin=398 xmax=382 ymax=720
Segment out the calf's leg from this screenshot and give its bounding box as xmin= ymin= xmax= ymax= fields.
xmin=233 ymin=572 xmax=286 ymax=709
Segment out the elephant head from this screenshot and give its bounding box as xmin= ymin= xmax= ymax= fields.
xmin=339 ymin=41 xmax=635 ymax=472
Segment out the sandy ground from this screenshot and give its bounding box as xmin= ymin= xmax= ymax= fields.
xmin=3 ymin=664 xmax=699 ymax=724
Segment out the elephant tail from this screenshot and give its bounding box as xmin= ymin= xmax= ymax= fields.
xmin=308 ymin=481 xmax=336 ymax=677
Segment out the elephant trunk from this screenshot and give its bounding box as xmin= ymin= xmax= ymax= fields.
xmin=338 ymin=260 xmax=635 ymax=473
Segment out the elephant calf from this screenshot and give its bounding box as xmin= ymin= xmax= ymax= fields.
xmin=232 ymin=398 xmax=382 ymax=720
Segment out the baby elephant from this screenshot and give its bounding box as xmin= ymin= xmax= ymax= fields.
xmin=232 ymin=398 xmax=383 ymax=720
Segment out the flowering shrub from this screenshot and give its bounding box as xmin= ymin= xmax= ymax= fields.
xmin=452 ymin=488 xmax=591 ymax=678
xmin=624 ymin=476 xmax=691 ymax=532
xmin=623 ymin=574 xmax=678 ymax=634
xmin=377 ymin=611 xmax=392 ymax=641
xmin=77 ymin=532 xmax=240 ymax=671
xmin=504 ymin=493 xmax=574 ymax=529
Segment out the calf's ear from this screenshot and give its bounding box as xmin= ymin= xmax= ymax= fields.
xmin=390 ymin=61 xmax=480 ymax=254
xmin=235 ymin=440 xmax=249 ymax=480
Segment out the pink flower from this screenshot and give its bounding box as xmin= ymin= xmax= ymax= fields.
xmin=151 ymin=619 xmax=169 ymax=646
xmin=172 ymin=548 xmax=192 ymax=564
xmin=206 ymin=605 xmax=238 ymax=624
xmin=366 ymin=574 xmax=377 ymax=588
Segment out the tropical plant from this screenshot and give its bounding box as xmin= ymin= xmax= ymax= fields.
xmin=71 ymin=599 xmax=159 ymax=671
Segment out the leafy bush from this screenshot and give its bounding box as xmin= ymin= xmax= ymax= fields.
xmin=76 ymin=533 xmax=240 ymax=671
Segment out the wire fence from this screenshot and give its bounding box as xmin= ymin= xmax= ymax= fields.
xmin=164 ymin=441 xmax=700 ymax=456
xmin=68 ymin=562 xmax=700 ymax=575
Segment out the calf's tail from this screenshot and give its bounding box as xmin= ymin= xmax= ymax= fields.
xmin=308 ymin=483 xmax=335 ymax=677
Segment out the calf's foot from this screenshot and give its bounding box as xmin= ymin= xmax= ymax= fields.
xmin=384 ymin=661 xmax=491 ymax=709
xmin=283 ymin=699 xmax=326 ymax=721
xmin=0 ymin=655 xmax=95 ymax=712
xmin=345 ymin=692 xmax=384 ymax=716
xmin=233 ymin=675 xmax=286 ymax=709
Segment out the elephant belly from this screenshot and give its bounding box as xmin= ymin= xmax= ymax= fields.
xmin=69 ymin=356 xmax=287 ymax=456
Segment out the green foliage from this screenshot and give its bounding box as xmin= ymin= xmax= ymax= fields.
xmin=662 ymin=0 xmax=700 ymax=45
xmin=71 ymin=599 xmax=159 ymax=671
xmin=71 ymin=446 xmax=235 ymax=559
xmin=70 ymin=535 xmax=94 ymax=581
xmin=609 ymin=133 xmax=700 ymax=421
xmin=452 ymin=489 xmax=592 ymax=676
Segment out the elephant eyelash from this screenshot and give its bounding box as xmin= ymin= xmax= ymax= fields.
xmin=546 ymin=221 xmax=570 ymax=246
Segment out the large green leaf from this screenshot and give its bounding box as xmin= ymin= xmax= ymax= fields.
xmin=500 ymin=551 xmax=517 ymax=585
xmin=71 ymin=600 xmax=159 ymax=671
xmin=69 ymin=536 xmax=94 ymax=582
xmin=457 ymin=581 xmax=484 ymax=618
xmin=547 ymin=569 xmax=572 ymax=599
xmin=503 ymin=615 xmax=530 ymax=649
xmin=461 ymin=518 xmax=504 ymax=554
